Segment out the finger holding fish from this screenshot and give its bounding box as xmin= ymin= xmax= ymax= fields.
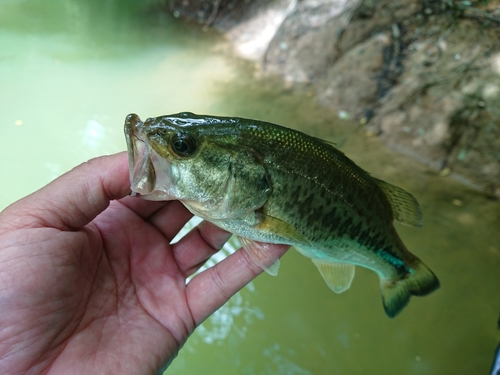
xmin=171 ymin=220 xmax=232 ymax=277
xmin=146 ymin=200 xmax=194 ymax=241
xmin=186 ymin=242 xmax=290 ymax=325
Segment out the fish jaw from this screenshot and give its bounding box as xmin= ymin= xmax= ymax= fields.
xmin=124 ymin=113 xmax=178 ymax=201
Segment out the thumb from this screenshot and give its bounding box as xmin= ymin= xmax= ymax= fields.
xmin=0 ymin=152 xmax=131 ymax=231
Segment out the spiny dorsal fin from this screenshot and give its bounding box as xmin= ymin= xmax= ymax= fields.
xmin=373 ymin=178 xmax=423 ymax=228
xmin=312 ymin=260 xmax=356 ymax=294
xmin=316 ymin=138 xmax=337 ymax=147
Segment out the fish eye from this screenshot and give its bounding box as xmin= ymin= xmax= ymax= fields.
xmin=170 ymin=133 xmax=197 ymax=157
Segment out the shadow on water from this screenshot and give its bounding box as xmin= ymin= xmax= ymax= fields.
xmin=0 ymin=1 xmax=499 ymax=374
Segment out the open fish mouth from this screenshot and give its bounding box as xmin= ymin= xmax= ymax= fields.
xmin=124 ymin=113 xmax=175 ymax=200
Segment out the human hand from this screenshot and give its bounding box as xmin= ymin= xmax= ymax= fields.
xmin=0 ymin=152 xmax=289 ymax=375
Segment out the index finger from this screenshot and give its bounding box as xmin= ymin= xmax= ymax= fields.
xmin=0 ymin=152 xmax=131 ymax=231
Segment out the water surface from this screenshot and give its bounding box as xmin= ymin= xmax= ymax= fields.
xmin=1 ymin=1 xmax=499 ymax=374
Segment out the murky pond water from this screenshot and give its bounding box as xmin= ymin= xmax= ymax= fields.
xmin=1 ymin=1 xmax=499 ymax=374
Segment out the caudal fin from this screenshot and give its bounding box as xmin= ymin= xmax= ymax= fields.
xmin=380 ymin=259 xmax=440 ymax=318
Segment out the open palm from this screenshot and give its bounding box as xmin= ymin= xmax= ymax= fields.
xmin=0 ymin=153 xmax=288 ymax=375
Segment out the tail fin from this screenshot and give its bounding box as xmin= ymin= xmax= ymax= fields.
xmin=380 ymin=259 xmax=440 ymax=318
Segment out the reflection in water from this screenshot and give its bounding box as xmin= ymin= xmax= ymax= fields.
xmin=81 ymin=119 xmax=106 ymax=149
xmin=1 ymin=1 xmax=499 ymax=375
xmin=263 ymin=343 xmax=312 ymax=375
xmin=196 ymin=292 xmax=265 ymax=345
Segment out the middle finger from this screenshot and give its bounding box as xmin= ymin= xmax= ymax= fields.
xmin=172 ymin=220 xmax=232 ymax=277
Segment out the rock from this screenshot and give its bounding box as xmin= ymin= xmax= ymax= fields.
xmin=262 ymin=0 xmax=356 ymax=82
xmin=317 ymin=32 xmax=391 ymax=119
xmin=372 ymin=19 xmax=500 ymax=192
xmin=167 ymin=0 xmax=296 ymax=61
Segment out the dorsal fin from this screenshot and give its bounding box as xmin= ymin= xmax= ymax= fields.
xmin=316 ymin=138 xmax=337 ymax=147
xmin=373 ymin=178 xmax=423 ymax=227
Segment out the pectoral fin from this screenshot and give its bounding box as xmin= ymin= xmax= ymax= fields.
xmin=254 ymin=212 xmax=311 ymax=247
xmin=238 ymin=213 xmax=311 ymax=276
xmin=312 ymin=260 xmax=356 ymax=294
xmin=239 ymin=237 xmax=280 ymax=276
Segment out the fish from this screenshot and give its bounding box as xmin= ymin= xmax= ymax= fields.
xmin=124 ymin=112 xmax=440 ymax=318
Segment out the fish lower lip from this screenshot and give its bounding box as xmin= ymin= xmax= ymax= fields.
xmin=133 ymin=144 xmax=157 ymax=194
xmin=124 ymin=113 xmax=176 ymax=201
xmin=125 ymin=113 xmax=154 ymax=194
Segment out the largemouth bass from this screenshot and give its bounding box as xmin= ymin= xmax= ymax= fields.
xmin=124 ymin=112 xmax=439 ymax=318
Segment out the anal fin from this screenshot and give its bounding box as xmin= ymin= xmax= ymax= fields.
xmin=312 ymin=260 xmax=356 ymax=294
xmin=239 ymin=237 xmax=281 ymax=276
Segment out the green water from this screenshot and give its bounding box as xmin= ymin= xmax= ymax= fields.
xmin=1 ymin=1 xmax=499 ymax=374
